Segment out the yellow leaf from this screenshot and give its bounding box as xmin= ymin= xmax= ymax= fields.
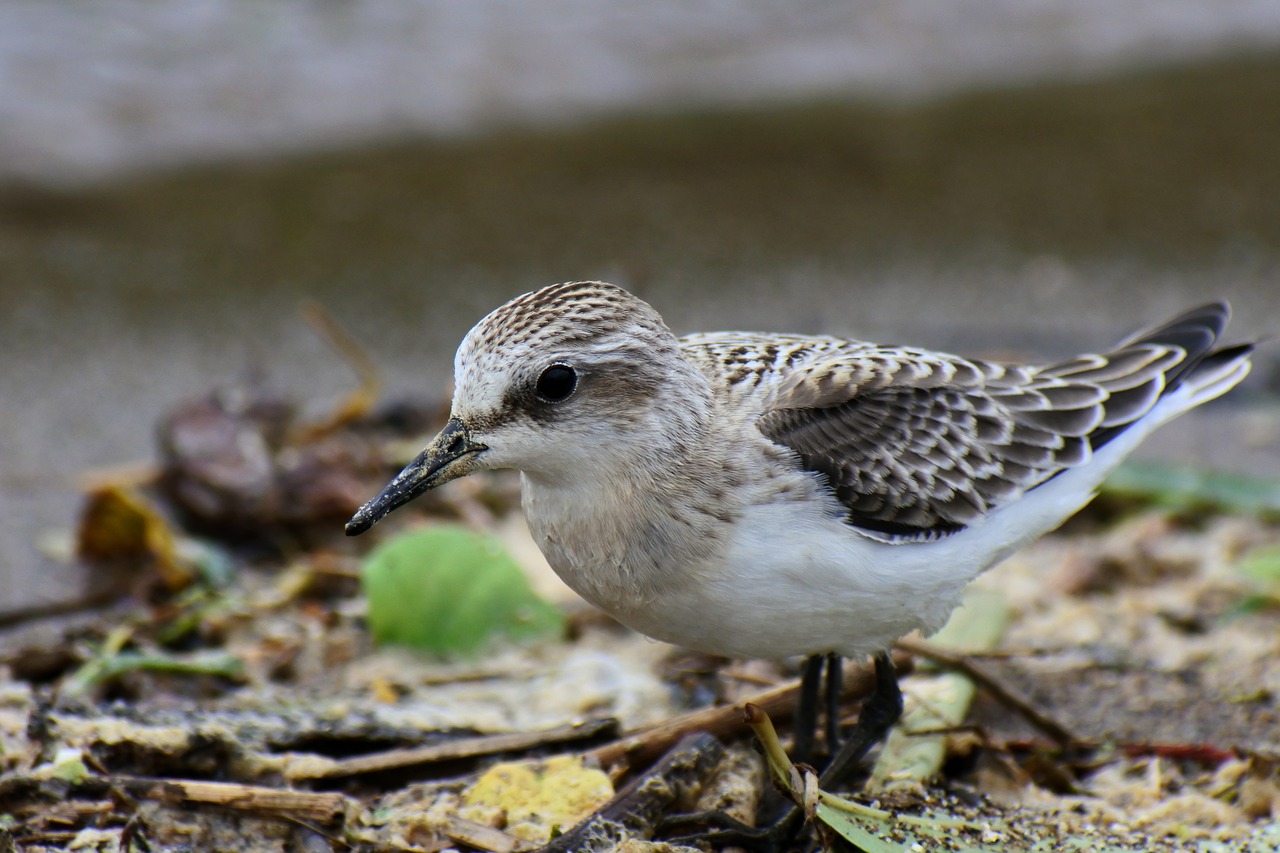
xmin=459 ymin=755 xmax=613 ymax=843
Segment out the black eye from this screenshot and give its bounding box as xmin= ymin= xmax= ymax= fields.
xmin=535 ymin=364 xmax=578 ymax=403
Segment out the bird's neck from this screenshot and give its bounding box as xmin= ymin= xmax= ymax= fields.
xmin=518 ymin=392 xmax=738 ymax=616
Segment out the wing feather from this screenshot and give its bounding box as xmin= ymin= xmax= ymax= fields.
xmin=755 ymin=303 xmax=1235 ymax=542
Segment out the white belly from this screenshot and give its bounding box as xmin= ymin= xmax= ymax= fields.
xmin=521 ymin=394 xmax=1181 ymax=661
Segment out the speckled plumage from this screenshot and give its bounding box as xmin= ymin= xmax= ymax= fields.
xmin=349 ymin=282 xmax=1253 ymax=661
xmin=683 ymin=302 xmax=1229 ymax=542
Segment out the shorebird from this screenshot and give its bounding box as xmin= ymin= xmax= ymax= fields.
xmin=346 ymin=281 xmax=1252 ymax=796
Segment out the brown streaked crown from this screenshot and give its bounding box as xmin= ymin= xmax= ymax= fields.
xmin=461 ymin=281 xmax=675 ymax=364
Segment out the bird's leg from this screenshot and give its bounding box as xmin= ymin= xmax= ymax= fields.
xmin=823 ymin=651 xmax=843 ymax=754
xmin=791 ymin=653 xmax=825 ymax=765
xmin=659 ymin=653 xmax=827 ymax=852
xmin=660 ymin=807 xmax=804 ymax=853
xmin=660 ymin=650 xmax=901 ymax=845
xmin=662 ymin=653 xmax=898 ymax=851
xmin=819 ymin=651 xmax=903 ymax=788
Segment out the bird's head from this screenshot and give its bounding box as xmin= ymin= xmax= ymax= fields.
xmin=346 ymin=281 xmax=707 ymax=535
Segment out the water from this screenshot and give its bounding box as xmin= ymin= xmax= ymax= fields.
xmin=4 ymin=0 xmax=1280 ymax=184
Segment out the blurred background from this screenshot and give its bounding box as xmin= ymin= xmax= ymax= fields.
xmin=3 ymin=1 xmax=1279 ymax=612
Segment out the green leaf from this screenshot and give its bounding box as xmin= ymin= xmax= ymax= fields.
xmin=362 ymin=525 xmax=565 ymax=657
xmin=1103 ymin=461 xmax=1280 ymax=517
xmin=744 ymin=703 xmax=1002 ymax=853
xmin=65 ymin=645 xmax=244 ymax=696
xmin=815 ymin=798 xmax=1003 ymax=853
xmin=1237 ymin=544 xmax=1280 ymax=585
xmin=1228 ymin=544 xmax=1280 ymax=615
xmin=814 ymin=801 xmax=902 ymax=853
xmin=49 ymin=748 xmax=91 ymax=784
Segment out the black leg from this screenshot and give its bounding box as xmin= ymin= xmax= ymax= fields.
xmin=823 ymin=652 xmax=843 ymax=753
xmin=820 ymin=651 xmax=903 ymax=788
xmin=792 ymin=653 xmax=824 ymax=766
xmin=662 ymin=653 xmax=827 ymax=852
xmin=663 ymin=652 xmax=901 ymax=851
xmin=662 ymin=806 xmax=805 ymax=853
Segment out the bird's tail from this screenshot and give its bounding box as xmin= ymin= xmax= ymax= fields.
xmin=1117 ymin=300 xmax=1254 ymax=410
xmin=1038 ymin=301 xmax=1254 ymax=451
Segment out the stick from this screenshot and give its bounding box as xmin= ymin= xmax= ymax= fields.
xmin=588 ymin=651 xmax=913 ymax=772
xmin=894 ymin=636 xmax=1081 ymax=746
xmin=443 ymin=816 xmax=534 ymax=853
xmin=109 ymin=776 xmax=347 ymax=824
xmin=295 ymin=300 xmax=382 ymax=438
xmin=311 ymin=718 xmax=617 ymax=779
xmin=536 ymin=734 xmax=725 ymax=853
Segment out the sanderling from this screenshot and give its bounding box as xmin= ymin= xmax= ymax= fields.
xmin=347 ymin=281 xmax=1253 ymax=789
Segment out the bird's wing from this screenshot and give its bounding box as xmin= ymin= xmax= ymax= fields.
xmin=754 ymin=303 xmax=1230 ymax=542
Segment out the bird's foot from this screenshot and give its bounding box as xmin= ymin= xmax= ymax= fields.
xmin=660 ymin=806 xmax=804 ymax=852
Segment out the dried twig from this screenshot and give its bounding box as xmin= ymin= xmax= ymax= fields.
xmin=118 ymin=813 xmax=150 ymax=853
xmin=1119 ymin=742 xmax=1239 ymax=764
xmin=108 ymin=776 xmax=348 ymax=824
xmin=536 ymin=734 xmax=725 ymax=853
xmin=588 ymin=650 xmax=913 ymax=772
xmin=443 ymin=816 xmax=535 ymax=853
xmin=295 ymin=300 xmax=381 ymax=438
xmin=895 ymin=636 xmax=1081 ymax=746
xmin=1001 ymin=738 xmax=1239 ymax=765
xmin=277 ymin=815 xmax=353 ymax=852
xmin=311 ymin=718 xmax=617 ymax=780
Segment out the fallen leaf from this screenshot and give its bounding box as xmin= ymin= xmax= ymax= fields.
xmin=361 ymin=525 xmax=565 ymax=656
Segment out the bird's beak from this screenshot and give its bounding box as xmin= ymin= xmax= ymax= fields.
xmin=345 ymin=416 xmax=487 ymax=536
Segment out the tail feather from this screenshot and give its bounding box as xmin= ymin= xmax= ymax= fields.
xmin=1178 ymin=341 xmax=1255 ymax=408
xmin=1083 ymin=301 xmax=1251 ymax=450
xmin=1117 ymin=300 xmax=1231 ymax=394
xmin=1115 ymin=300 xmax=1229 ymax=351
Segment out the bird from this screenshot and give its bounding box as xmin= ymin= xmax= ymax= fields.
xmin=346 ymin=281 xmax=1253 ymax=796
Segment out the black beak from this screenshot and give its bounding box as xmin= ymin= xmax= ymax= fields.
xmin=345 ymin=417 xmax=487 ymax=536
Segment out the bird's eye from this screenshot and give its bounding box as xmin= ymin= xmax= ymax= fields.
xmin=535 ymin=364 xmax=578 ymax=403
